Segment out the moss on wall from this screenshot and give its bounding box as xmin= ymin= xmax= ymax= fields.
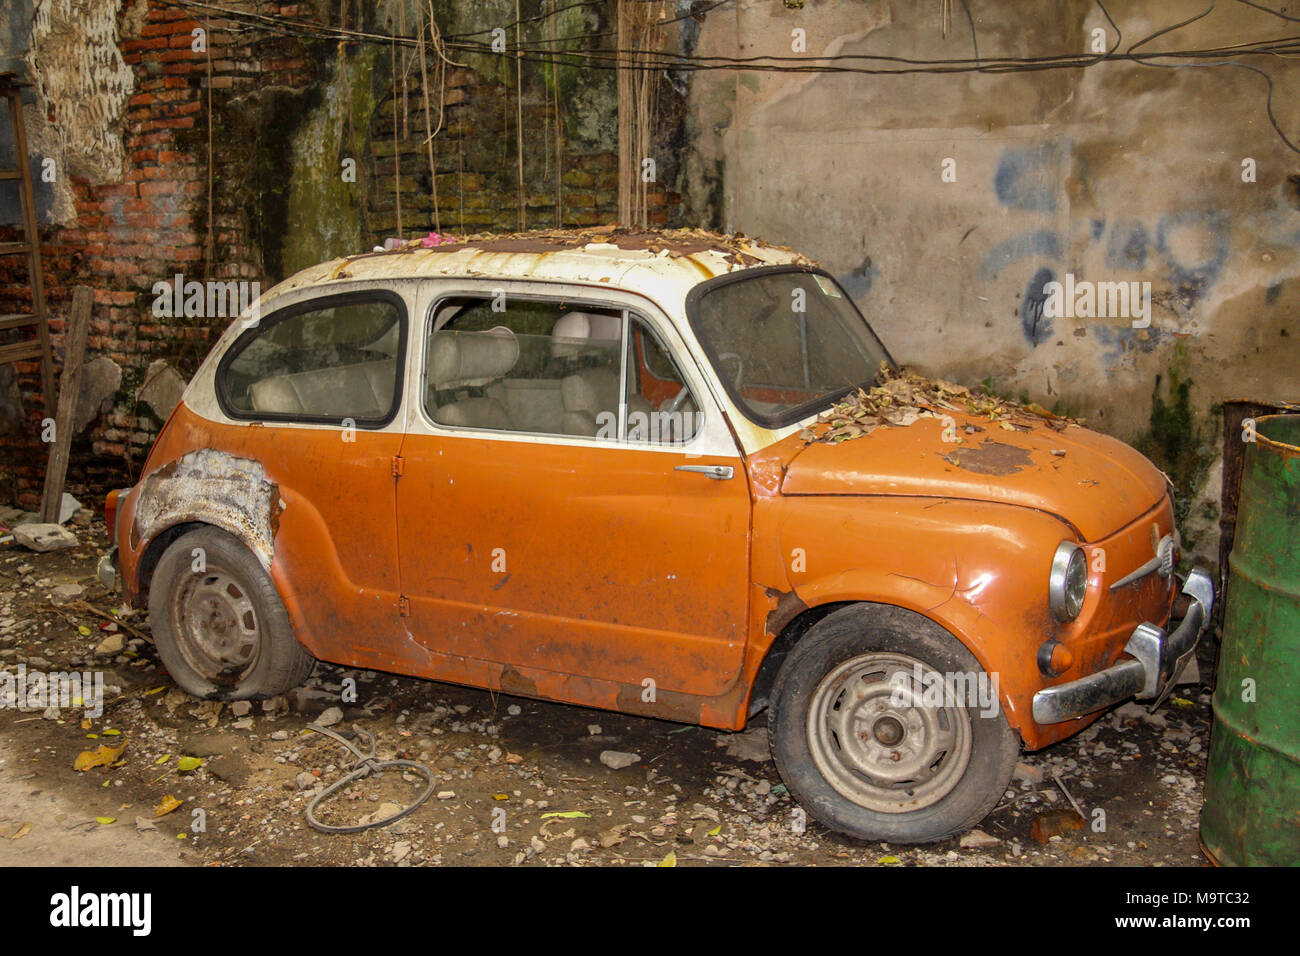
xmin=281 ymin=46 xmax=381 ymax=275
xmin=1135 ymin=346 xmax=1217 ymax=525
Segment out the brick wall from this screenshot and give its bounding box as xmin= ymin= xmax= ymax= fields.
xmin=0 ymin=0 xmax=683 ymax=510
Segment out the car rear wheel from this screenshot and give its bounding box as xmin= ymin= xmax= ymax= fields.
xmin=149 ymin=527 xmax=314 ymax=699
xmin=770 ymin=603 xmax=1018 ymax=844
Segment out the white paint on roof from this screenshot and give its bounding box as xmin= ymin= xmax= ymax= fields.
xmin=258 ymin=238 xmax=808 ymax=313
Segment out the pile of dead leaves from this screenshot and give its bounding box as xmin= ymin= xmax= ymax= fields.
xmin=801 ymin=364 xmax=1079 ymax=444
xmin=388 ymin=225 xmax=816 ymax=268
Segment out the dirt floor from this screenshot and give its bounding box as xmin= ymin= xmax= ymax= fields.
xmin=0 ymin=513 xmax=1217 ymax=867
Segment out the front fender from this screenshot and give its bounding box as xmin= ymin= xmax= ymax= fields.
xmin=754 ymin=494 xmax=1081 ymax=747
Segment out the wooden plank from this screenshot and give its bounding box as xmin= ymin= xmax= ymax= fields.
xmin=0 ymin=340 xmax=42 ymax=363
xmin=9 ymin=89 xmax=55 ymax=413
xmin=0 ymin=241 xmax=30 ymax=255
xmin=0 ymin=313 xmax=37 ymax=331
xmin=39 ymin=286 xmax=92 ymax=524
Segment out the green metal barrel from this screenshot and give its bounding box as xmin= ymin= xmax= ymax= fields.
xmin=1201 ymin=413 xmax=1300 ymax=866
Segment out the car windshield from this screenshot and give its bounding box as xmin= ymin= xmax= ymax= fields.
xmin=690 ymin=270 xmax=892 ymax=426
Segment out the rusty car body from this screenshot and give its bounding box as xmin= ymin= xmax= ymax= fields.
xmin=101 ymin=228 xmax=1213 ymax=842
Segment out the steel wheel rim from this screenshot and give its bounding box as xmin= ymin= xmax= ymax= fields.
xmin=169 ymin=562 xmax=262 ymax=685
xmin=806 ymin=652 xmax=973 ymax=813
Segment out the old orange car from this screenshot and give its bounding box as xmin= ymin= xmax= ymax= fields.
xmin=100 ymin=228 xmax=1213 ymax=843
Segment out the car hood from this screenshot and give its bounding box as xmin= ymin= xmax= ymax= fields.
xmin=778 ymin=413 xmax=1168 ymax=542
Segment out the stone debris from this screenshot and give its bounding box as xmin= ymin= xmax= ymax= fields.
xmin=49 ymin=583 xmax=85 ymax=605
xmin=1013 ymin=761 xmax=1045 ymax=784
xmin=1030 ymin=808 xmax=1086 ymax=843
xmin=137 ymin=359 xmax=187 ymax=422
xmin=12 ymin=523 xmax=78 ymax=552
xmin=960 ymin=829 xmax=1001 ymax=849
xmin=93 ymin=633 xmax=125 ymax=657
xmin=599 ymin=750 xmax=641 ymax=770
xmin=719 ymin=726 xmax=769 ymax=762
xmin=73 ymin=357 xmax=122 ymax=433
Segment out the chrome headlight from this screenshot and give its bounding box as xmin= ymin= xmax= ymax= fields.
xmin=1049 ymin=541 xmax=1088 ymax=621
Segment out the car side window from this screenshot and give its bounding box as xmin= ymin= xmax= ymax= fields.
xmin=425 ymin=296 xmax=699 ymax=444
xmin=219 ymin=294 xmax=405 ymax=425
xmin=627 ymin=317 xmax=701 ymax=443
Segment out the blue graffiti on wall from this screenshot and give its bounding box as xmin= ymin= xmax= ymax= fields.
xmin=835 ymin=252 xmax=880 ymax=300
xmin=980 ymin=136 xmax=1253 ymax=345
xmin=1156 ymin=210 xmax=1229 ymax=309
xmin=1105 ymin=221 xmax=1150 ymax=270
xmin=981 ymin=231 xmax=1063 ymax=282
xmin=1020 ymin=267 xmax=1056 ymax=346
xmin=993 ymin=143 xmax=1065 ymax=213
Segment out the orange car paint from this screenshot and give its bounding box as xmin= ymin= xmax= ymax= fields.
xmin=111 ymin=240 xmax=1180 ymax=750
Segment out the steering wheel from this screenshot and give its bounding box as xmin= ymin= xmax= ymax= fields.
xmin=718 ymin=351 xmax=744 ymax=388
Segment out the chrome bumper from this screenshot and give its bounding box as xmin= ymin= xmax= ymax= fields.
xmin=1032 ymin=568 xmax=1215 ymax=725
xmin=97 ymin=547 xmax=119 ymax=592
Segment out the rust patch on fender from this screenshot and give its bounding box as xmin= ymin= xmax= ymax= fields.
xmin=499 ymin=665 xmax=538 ymax=699
xmin=615 ymin=681 xmax=709 ymax=724
xmin=133 ymin=449 xmax=281 ymax=569
xmin=763 ymin=586 xmax=808 ymax=638
xmin=941 ymin=440 xmax=1035 ymax=476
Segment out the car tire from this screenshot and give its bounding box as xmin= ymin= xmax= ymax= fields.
xmin=770 ymin=602 xmax=1018 ymax=844
xmin=149 ymin=526 xmax=314 ymax=700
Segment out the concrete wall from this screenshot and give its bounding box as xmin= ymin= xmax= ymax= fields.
xmin=685 ymin=0 xmax=1300 ymax=561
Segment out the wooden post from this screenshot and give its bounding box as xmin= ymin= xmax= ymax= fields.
xmin=39 ymin=285 xmax=92 ymax=524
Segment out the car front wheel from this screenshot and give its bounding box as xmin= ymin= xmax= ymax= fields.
xmin=148 ymin=526 xmax=314 ymax=700
xmin=770 ymin=603 xmax=1018 ymax=844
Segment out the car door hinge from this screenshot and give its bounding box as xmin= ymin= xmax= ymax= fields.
xmin=391 ymin=455 xmax=405 ymax=477
xmin=398 ymin=595 xmax=410 ymax=617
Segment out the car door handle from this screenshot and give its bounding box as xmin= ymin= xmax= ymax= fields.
xmin=675 ymin=464 xmax=734 ymax=480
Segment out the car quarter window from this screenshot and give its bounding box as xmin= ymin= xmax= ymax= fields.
xmin=424 ymin=295 xmax=701 ymax=443
xmin=219 ymin=294 xmax=405 ymax=425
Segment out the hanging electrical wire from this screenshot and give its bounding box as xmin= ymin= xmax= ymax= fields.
xmin=153 ymin=0 xmax=1300 ymax=153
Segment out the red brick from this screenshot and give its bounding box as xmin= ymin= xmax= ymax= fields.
xmin=98 ymin=183 xmax=139 ymax=200
xmin=131 ymin=36 xmax=170 ymax=51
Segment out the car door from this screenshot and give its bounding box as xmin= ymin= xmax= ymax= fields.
xmin=394 ymin=283 xmax=752 ymax=700
xmin=211 ymin=287 xmax=409 ymax=665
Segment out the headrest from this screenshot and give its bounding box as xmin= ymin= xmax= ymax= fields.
xmin=551 ymin=311 xmax=621 ymax=358
xmin=428 ymin=327 xmax=519 ymax=389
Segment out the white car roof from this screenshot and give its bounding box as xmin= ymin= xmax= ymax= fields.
xmin=260 ymin=227 xmax=816 ymax=313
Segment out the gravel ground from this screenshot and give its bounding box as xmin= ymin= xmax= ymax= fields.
xmin=0 ymin=513 xmax=1218 ymax=867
